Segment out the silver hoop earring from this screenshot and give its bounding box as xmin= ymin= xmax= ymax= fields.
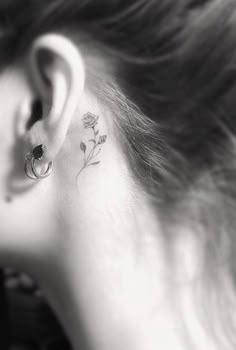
xmin=24 ymin=144 xmax=53 ymax=180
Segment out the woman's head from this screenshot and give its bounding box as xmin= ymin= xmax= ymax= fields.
xmin=2 ymin=0 xmax=236 ymax=194
xmin=1 ymin=1 xmax=236 ymax=348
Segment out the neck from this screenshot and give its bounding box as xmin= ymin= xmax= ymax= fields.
xmin=34 ymin=181 xmax=223 ymax=350
xmin=38 ymin=195 xmax=226 ymax=350
xmin=37 ymin=188 xmax=181 ymax=350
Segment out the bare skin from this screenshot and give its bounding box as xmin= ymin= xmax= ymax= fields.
xmin=0 ymin=34 xmax=218 ymax=350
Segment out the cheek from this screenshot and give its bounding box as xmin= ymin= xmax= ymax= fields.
xmin=0 ymin=75 xmax=21 ymax=243
xmin=0 ymin=94 xmax=17 ymax=208
xmin=0 ymin=69 xmax=28 ymax=194
xmin=0 ymin=178 xmax=58 ymax=268
xmin=0 ymin=70 xmax=56 ymax=264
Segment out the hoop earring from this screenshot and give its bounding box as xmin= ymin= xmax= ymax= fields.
xmin=24 ymin=144 xmax=53 ymax=180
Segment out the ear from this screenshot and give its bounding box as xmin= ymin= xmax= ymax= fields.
xmin=24 ymin=33 xmax=85 ymax=163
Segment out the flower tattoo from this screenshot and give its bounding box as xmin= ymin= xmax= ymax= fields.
xmin=83 ymin=113 xmax=99 ymax=128
xmin=78 ymin=112 xmax=107 ymax=176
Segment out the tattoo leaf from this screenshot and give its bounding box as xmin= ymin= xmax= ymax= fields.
xmin=89 ymin=139 xmax=96 ymax=144
xmin=80 ymin=142 xmax=86 ymax=152
xmin=95 ymin=130 xmax=99 ymax=136
xmin=98 ymin=135 xmax=107 ymax=144
xmin=89 ymin=161 xmax=101 ymax=166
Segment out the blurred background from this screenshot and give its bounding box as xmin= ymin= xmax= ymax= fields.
xmin=0 ymin=268 xmax=71 ymax=350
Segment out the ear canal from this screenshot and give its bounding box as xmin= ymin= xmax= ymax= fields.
xmin=26 ymin=99 xmax=43 ymax=131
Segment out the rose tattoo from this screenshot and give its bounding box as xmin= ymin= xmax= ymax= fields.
xmin=83 ymin=113 xmax=99 ymax=128
xmin=78 ymin=113 xmax=107 ymax=177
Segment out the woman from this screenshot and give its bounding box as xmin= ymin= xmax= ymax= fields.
xmin=0 ymin=0 xmax=236 ymax=349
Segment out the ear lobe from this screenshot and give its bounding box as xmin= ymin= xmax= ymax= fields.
xmin=25 ymin=33 xmax=85 ymax=162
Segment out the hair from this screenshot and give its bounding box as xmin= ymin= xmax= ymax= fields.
xmin=2 ymin=0 xmax=236 ymax=348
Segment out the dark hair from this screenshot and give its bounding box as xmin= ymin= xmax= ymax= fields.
xmin=2 ymin=0 xmax=236 ymax=347
xmin=1 ymin=0 xmax=236 ymax=199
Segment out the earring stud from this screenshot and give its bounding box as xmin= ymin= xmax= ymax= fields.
xmin=24 ymin=144 xmax=53 ymax=180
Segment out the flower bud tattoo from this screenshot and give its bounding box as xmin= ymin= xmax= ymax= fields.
xmin=78 ymin=112 xmax=107 ymax=176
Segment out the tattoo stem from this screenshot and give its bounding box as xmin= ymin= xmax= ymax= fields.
xmin=85 ymin=127 xmax=98 ymax=164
